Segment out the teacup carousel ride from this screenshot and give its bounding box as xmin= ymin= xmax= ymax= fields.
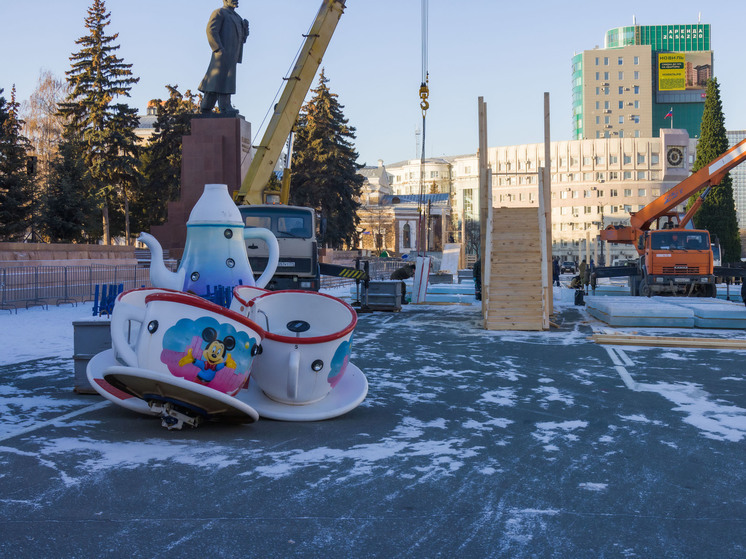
xmin=86 ymin=184 xmax=367 ymax=429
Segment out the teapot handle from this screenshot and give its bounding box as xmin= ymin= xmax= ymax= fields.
xmin=244 ymin=227 xmax=279 ymax=288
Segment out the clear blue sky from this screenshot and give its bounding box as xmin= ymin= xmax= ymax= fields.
xmin=2 ymin=0 xmax=745 ymax=167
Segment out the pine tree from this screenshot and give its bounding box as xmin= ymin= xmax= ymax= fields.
xmin=134 ymin=86 xmax=199 ymax=232
xmin=0 ymin=87 xmax=35 ymax=241
xmin=41 ymin=130 xmax=97 ymax=242
xmin=688 ymin=78 xmax=742 ymax=263
xmin=289 ymin=70 xmax=363 ymax=249
xmin=58 ymin=0 xmax=140 ymax=244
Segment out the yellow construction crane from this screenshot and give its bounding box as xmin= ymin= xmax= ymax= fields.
xmin=233 ymin=0 xmax=346 ymax=206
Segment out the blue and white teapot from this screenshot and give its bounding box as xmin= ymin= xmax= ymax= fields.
xmin=139 ymin=183 xmax=279 ymax=295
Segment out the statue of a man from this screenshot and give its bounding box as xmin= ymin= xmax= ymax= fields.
xmin=198 ymin=0 xmax=250 ymax=116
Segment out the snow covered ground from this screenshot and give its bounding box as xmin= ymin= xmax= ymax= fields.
xmin=1 ymin=286 xmax=745 ymax=556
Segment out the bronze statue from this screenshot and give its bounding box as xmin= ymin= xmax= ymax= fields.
xmin=198 ymin=0 xmax=250 ymax=116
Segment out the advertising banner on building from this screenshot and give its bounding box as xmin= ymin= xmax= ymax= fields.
xmin=658 ymin=52 xmax=713 ymax=92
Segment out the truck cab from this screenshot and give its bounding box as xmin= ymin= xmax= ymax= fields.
xmin=637 ymin=229 xmax=716 ymax=297
xmin=239 ymin=204 xmax=320 ymax=291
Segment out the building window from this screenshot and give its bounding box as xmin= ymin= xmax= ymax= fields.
xmin=596 ymin=189 xmax=604 ymax=197
xmin=595 ymin=72 xmax=600 ymax=80
xmin=637 ymin=154 xmax=645 ymax=164
xmin=618 ymin=56 xmax=623 ymax=65
xmin=596 ymin=172 xmax=605 ymax=181
xmin=603 ymin=71 xmax=609 ymax=80
xmin=634 ymin=56 xmax=639 ymax=65
xmin=651 ymin=153 xmax=659 ymax=165
xmin=609 ymin=155 xmax=618 ymax=164
xmin=619 ymin=116 xmax=624 ymax=124
xmin=634 ymin=86 xmax=640 ymax=94
xmin=595 ymin=57 xmax=599 ymax=65
xmin=604 ymin=101 xmax=610 ymax=109
xmin=618 ymin=71 xmax=624 ymax=80
xmin=583 ymin=156 xmax=592 ymax=165
xmin=430 ymin=171 xmax=439 ymax=178
xmin=596 ymin=156 xmax=606 ymax=165
xmin=464 ymin=166 xmax=472 ymax=174
xmin=402 ymin=223 xmax=411 ymax=249
xmin=584 ymin=190 xmax=592 ymax=198
xmin=634 ymin=71 xmax=639 ymax=79
xmin=604 ymin=57 xmax=609 ymax=65
xmin=623 ymin=155 xmax=632 ymax=165
xmin=637 ymin=171 xmax=646 ymax=180
xmin=584 ymin=172 xmax=593 ymax=180
xmin=609 ymin=171 xmax=618 ymax=180
xmin=624 ymin=188 xmax=632 ymax=197
xmin=619 ymin=86 xmax=624 ymax=94
xmin=610 ymin=189 xmax=618 ymax=197
xmin=604 ymin=116 xmax=610 ymax=125
xmin=623 ymin=171 xmax=632 ymax=180
xmin=638 ymin=188 xmax=646 ymax=197
xmin=634 ymin=100 xmax=640 ymax=108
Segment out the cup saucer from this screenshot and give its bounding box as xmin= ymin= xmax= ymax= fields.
xmin=103 ymin=366 xmax=259 ymax=424
xmin=86 ymin=349 xmax=156 ymax=415
xmin=236 ymin=363 xmax=368 ymax=421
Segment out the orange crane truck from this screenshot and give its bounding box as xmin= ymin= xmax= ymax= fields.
xmin=600 ymin=138 xmax=746 ymax=297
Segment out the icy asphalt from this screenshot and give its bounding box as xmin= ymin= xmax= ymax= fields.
xmin=1 ymin=301 xmax=745 ymax=558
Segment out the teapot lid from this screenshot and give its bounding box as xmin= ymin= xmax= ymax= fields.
xmin=187 ymin=184 xmax=243 ymax=226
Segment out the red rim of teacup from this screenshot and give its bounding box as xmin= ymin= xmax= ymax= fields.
xmin=144 ymin=291 xmax=265 ymax=337
xmin=247 ymin=289 xmax=357 ymax=345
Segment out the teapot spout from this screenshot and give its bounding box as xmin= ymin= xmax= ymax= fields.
xmin=138 ymin=232 xmax=185 ymax=291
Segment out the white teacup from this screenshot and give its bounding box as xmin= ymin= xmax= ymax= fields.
xmin=111 ymin=291 xmax=265 ymax=396
xmin=248 ymin=290 xmax=357 ymax=405
xmin=230 ymin=285 xmax=269 ymax=316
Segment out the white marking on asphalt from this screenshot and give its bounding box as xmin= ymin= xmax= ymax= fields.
xmin=592 ymin=326 xmax=638 ymax=388
xmin=0 ymin=401 xmax=110 ymax=443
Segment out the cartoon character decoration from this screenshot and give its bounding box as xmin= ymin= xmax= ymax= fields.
xmin=178 ymin=328 xmax=238 ymax=384
xmin=327 ymin=336 xmax=352 ymax=389
xmin=160 ymin=316 xmax=260 ymax=396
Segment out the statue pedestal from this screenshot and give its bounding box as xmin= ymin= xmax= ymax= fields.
xmin=150 ymin=116 xmax=252 ymax=256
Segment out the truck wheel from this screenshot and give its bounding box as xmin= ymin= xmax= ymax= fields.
xmin=640 ymin=279 xmax=651 ymax=297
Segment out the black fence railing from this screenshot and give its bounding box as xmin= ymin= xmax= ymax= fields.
xmin=0 ymin=265 xmax=158 ymax=313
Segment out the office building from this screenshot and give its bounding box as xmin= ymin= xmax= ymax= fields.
xmin=727 ymin=130 xmax=746 ymax=230
xmin=573 ymin=23 xmax=711 ymax=141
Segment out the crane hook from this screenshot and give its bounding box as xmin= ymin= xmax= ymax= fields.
xmin=419 ymin=82 xmax=429 ymax=114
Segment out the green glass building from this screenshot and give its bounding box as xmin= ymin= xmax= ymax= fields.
xmin=573 ymin=24 xmax=712 ymax=141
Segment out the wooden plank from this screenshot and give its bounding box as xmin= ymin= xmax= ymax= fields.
xmin=591 ymin=334 xmax=746 ymax=350
xmin=487 ymin=320 xmax=544 ymax=331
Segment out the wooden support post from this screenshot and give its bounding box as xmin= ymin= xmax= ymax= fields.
xmin=542 ymin=92 xmax=552 ymax=318
xmin=478 ymin=97 xmax=490 ymax=324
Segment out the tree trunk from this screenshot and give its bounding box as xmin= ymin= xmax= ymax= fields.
xmin=124 ymin=193 xmax=130 ymax=245
xmin=102 ymin=198 xmax=110 ymax=245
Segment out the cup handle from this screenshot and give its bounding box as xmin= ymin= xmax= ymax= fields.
xmin=111 ymin=303 xmax=145 ymax=368
xmin=243 ymin=227 xmax=279 ymax=289
xmin=287 ymin=349 xmax=300 ymax=400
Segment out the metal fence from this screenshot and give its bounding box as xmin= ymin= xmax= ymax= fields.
xmin=0 ymin=265 xmax=156 ymax=313
xmin=0 ymin=258 xmax=433 ymax=312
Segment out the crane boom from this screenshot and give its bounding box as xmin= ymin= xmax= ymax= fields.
xmin=602 ymin=138 xmax=746 ymax=244
xmin=630 ymin=138 xmax=746 ymax=231
xmin=233 ymin=0 xmax=346 ymax=205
